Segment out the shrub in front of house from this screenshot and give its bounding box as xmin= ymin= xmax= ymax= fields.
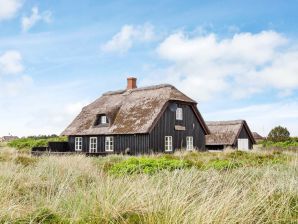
xmin=109 ymin=157 xmax=192 ymax=175
xmin=8 ymin=136 xmax=67 ymax=151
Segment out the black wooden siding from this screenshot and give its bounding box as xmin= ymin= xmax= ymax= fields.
xmin=68 ymin=102 xmax=207 ymax=154
xmin=68 ymin=134 xmax=150 ymax=155
xmin=149 ymin=103 xmax=206 ymax=153
xmin=234 ymin=126 xmax=253 ymax=149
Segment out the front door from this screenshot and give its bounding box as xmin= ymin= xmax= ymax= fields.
xmin=89 ymin=137 xmax=97 ymax=153
xmin=237 ymin=139 xmax=249 ymax=150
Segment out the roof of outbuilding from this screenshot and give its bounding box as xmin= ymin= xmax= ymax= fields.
xmin=205 ymin=120 xmax=256 ymax=145
xmin=62 ymin=84 xmax=209 ymax=136
xmin=252 ymin=132 xmax=264 ymax=140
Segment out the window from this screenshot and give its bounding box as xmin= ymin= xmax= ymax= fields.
xmin=105 ymin=136 xmax=114 ymax=152
xmin=176 ymin=108 xmax=183 ymax=120
xmin=94 ymin=114 xmax=108 ymax=126
xmin=89 ymin=137 xmax=97 ymax=153
xmin=75 ymin=137 xmax=82 ymax=151
xmin=101 ymin=115 xmax=107 ymax=124
xmin=186 ymin=136 xmax=193 ymax=151
xmin=165 ymin=136 xmax=173 ymax=152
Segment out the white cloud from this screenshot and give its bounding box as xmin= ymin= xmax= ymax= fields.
xmin=206 ymin=101 xmax=298 ymax=136
xmin=101 ymin=23 xmax=155 ymax=54
xmin=0 ymin=50 xmax=32 ymax=97
xmin=149 ymin=30 xmax=298 ymax=101
xmin=21 ymin=6 xmax=52 ymax=32
xmin=0 ymin=50 xmax=24 ymax=75
xmin=0 ymin=0 xmax=22 ymax=21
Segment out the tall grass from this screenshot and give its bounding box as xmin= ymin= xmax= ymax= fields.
xmin=0 ymin=147 xmax=297 ymax=223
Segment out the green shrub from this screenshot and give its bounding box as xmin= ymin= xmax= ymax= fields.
xmin=205 ymin=159 xmax=243 ymax=170
xmin=8 ymin=136 xmax=67 ymax=150
xmin=109 ymin=157 xmax=191 ymax=175
xmin=262 ymin=139 xmax=298 ymax=148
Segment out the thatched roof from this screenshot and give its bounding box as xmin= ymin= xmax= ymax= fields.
xmin=206 ymin=120 xmax=256 ymax=145
xmin=252 ymin=132 xmax=264 ymax=140
xmin=62 ymin=84 xmax=209 ymax=136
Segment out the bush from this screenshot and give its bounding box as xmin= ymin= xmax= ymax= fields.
xmin=268 ymin=126 xmax=290 ymax=142
xmin=205 ymin=159 xmax=243 ymax=170
xmin=109 ymin=157 xmax=191 ymax=175
xmin=262 ymin=138 xmax=298 ymax=149
xmin=8 ymin=136 xmax=67 ymax=151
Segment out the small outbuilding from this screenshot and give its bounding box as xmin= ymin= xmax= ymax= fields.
xmin=252 ymin=132 xmax=264 ymax=143
xmin=205 ymin=120 xmax=256 ymax=150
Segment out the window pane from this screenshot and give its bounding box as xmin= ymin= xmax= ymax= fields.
xmin=176 ymin=108 xmax=183 ymax=120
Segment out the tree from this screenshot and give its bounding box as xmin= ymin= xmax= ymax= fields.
xmin=268 ymin=126 xmax=290 ymax=142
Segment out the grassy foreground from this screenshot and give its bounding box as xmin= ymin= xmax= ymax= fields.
xmin=0 ymin=144 xmax=297 ymax=223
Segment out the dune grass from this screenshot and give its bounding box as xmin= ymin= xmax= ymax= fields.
xmin=0 ymin=145 xmax=297 ymax=223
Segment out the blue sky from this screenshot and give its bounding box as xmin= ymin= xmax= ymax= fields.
xmin=0 ymin=0 xmax=298 ymax=137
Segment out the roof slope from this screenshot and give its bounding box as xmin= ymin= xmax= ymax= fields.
xmin=206 ymin=120 xmax=256 ymax=145
xmin=252 ymin=132 xmax=264 ymax=140
xmin=62 ymin=84 xmax=208 ymax=136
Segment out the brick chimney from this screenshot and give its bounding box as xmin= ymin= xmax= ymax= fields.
xmin=127 ymin=77 xmax=137 ymax=90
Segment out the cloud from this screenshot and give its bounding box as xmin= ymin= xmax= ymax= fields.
xmin=101 ymin=23 xmax=155 ymax=54
xmin=0 ymin=0 xmax=22 ymax=21
xmin=0 ymin=50 xmax=24 ymax=75
xmin=0 ymin=50 xmax=32 ymax=97
xmin=147 ymin=30 xmax=298 ymax=101
xmin=21 ymin=6 xmax=52 ymax=32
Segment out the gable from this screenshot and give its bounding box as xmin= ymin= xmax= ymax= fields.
xmin=234 ymin=122 xmax=256 ymax=145
xmin=148 ymin=101 xmax=210 ymax=135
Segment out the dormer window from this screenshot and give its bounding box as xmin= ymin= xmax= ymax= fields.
xmin=101 ymin=115 xmax=107 ymax=124
xmin=94 ymin=114 xmax=109 ymax=126
xmin=176 ymin=108 xmax=183 ymax=120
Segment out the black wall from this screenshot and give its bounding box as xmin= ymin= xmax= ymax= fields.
xmin=234 ymin=126 xmax=254 ymax=149
xmin=149 ymin=103 xmax=206 ymax=153
xmin=68 ymin=134 xmax=150 ymax=155
xmin=68 ymin=102 xmax=207 ymax=154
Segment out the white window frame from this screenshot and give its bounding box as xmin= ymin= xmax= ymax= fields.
xmin=101 ymin=115 xmax=107 ymax=124
xmin=176 ymin=108 xmax=183 ymax=120
xmin=105 ymin=136 xmax=114 ymax=152
xmin=75 ymin=137 xmax=83 ymax=151
xmin=165 ymin=136 xmax=173 ymax=152
xmin=186 ymin=136 xmax=194 ymax=151
xmin=89 ymin=137 xmax=97 ymax=153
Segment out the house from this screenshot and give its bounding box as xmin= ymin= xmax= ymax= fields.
xmin=0 ymin=136 xmax=18 ymax=142
xmin=252 ymin=132 xmax=264 ymax=143
xmin=61 ymin=77 xmax=210 ymax=155
xmin=205 ymin=120 xmax=256 ymax=150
